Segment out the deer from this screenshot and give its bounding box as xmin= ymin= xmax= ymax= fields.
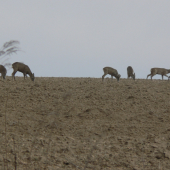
xmin=0 ymin=65 xmax=7 ymax=80
xmin=12 ymin=62 xmax=35 ymax=81
xmin=147 ymin=68 xmax=170 ymax=80
xmin=127 ymin=66 xmax=135 ymax=80
xmin=102 ymin=67 xmax=121 ymax=82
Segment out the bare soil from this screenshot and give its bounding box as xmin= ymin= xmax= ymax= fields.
xmin=0 ymin=77 xmax=170 ymax=170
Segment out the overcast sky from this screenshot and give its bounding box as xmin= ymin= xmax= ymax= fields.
xmin=1 ymin=1 xmax=170 ymax=79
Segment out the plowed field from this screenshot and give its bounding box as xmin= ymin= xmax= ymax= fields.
xmin=0 ymin=77 xmax=170 ymax=169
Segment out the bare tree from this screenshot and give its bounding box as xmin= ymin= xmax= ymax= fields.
xmin=0 ymin=40 xmax=21 ymax=69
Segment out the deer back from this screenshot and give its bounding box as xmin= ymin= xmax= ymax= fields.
xmin=127 ymin=66 xmax=134 ymax=76
xmin=103 ymin=67 xmax=118 ymax=76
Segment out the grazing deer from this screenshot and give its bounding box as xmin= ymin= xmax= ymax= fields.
xmin=147 ymin=68 xmax=170 ymax=80
xmin=127 ymin=66 xmax=135 ymax=80
xmin=102 ymin=67 xmax=121 ymax=82
xmin=0 ymin=65 xmax=7 ymax=80
xmin=12 ymin=62 xmax=35 ymax=81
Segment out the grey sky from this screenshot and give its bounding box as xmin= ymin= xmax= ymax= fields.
xmin=1 ymin=1 xmax=170 ymax=79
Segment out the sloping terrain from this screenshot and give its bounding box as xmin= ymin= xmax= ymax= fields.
xmin=0 ymin=77 xmax=170 ymax=170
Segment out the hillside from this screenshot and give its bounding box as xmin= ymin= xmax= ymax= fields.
xmin=0 ymin=77 xmax=170 ymax=170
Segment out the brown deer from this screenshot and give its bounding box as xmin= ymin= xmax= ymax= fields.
xmin=0 ymin=65 xmax=7 ymax=80
xmin=127 ymin=66 xmax=135 ymax=80
xmin=147 ymin=68 xmax=170 ymax=80
xmin=102 ymin=67 xmax=121 ymax=82
xmin=12 ymin=62 xmax=35 ymax=81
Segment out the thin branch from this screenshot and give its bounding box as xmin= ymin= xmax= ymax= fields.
xmin=0 ymin=40 xmax=20 ymax=57
xmin=0 ymin=51 xmax=5 ymax=56
xmin=3 ymin=40 xmax=20 ymax=50
xmin=0 ymin=40 xmax=21 ymax=68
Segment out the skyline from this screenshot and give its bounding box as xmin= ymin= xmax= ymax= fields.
xmin=1 ymin=1 xmax=170 ymax=79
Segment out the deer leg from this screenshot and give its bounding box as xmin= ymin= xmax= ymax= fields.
xmin=2 ymin=74 xmax=5 ymax=80
xmin=12 ymin=70 xmax=17 ymax=81
xmin=163 ymin=74 xmax=169 ymax=80
xmin=151 ymin=71 xmax=157 ymax=80
xmin=1 ymin=73 xmax=4 ymax=80
xmin=23 ymin=73 xmax=26 ymax=80
xmin=147 ymin=74 xmax=151 ymax=79
xmin=102 ymin=73 xmax=107 ymax=81
xmin=151 ymin=74 xmax=156 ymax=80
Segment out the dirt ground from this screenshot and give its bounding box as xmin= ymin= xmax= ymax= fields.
xmin=0 ymin=76 xmax=170 ymax=170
